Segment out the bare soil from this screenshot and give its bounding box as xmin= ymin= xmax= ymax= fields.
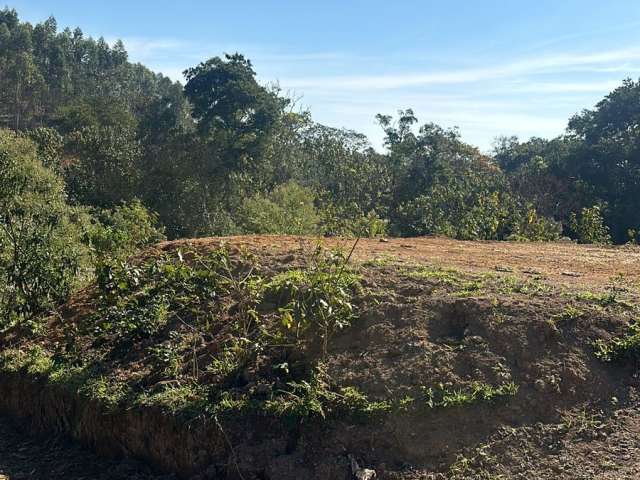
xmin=2 ymin=235 xmax=640 ymax=479
xmin=165 ymin=235 xmax=640 ymax=288
xmin=0 ymin=415 xmax=167 ymax=480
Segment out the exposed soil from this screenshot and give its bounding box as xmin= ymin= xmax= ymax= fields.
xmin=2 ymin=235 xmax=640 ymax=479
xmin=169 ymin=235 xmax=640 ymax=288
xmin=0 ymin=415 xmax=167 ymax=480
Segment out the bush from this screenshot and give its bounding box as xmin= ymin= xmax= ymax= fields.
xmin=319 ymin=202 xmax=388 ymax=238
xmin=395 ymin=186 xmax=559 ymax=241
xmin=239 ymin=181 xmax=319 ymax=235
xmin=265 ymin=249 xmax=359 ymax=355
xmin=569 ymin=206 xmax=611 ymax=244
xmin=0 ymin=130 xmax=89 ymax=327
xmin=84 ymin=199 xmax=165 ymax=260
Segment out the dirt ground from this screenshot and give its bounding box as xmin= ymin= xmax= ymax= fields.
xmin=3 ymin=235 xmax=640 ymax=479
xmin=0 ymin=415 xmax=168 ymax=480
xmin=163 ymin=235 xmax=640 ymax=288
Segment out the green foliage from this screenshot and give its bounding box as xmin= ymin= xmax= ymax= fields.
xmin=239 ymin=181 xmax=319 ymax=235
xmin=569 ymin=206 xmax=611 ymax=244
xmin=593 ymin=323 xmax=640 ymax=363
xmin=3 ymin=8 xmax=640 ymax=245
xmin=0 ymin=130 xmax=88 ymax=326
xmin=137 ymin=382 xmax=207 ymax=414
xmin=319 ymin=203 xmax=388 ymax=238
xmin=421 ymin=382 xmax=519 ymax=409
xmin=93 ymin=248 xmax=233 ymax=339
xmin=0 ymin=345 xmax=53 ymax=376
xmin=84 ymin=199 xmax=165 ymax=260
xmin=64 ymin=125 xmax=142 ymax=207
xmin=265 ymin=248 xmax=360 ymax=354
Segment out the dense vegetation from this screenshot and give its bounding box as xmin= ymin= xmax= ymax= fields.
xmin=2 ymin=7 xmax=640 ymax=326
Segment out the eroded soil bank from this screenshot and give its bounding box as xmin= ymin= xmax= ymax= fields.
xmin=0 ymin=414 xmax=166 ymax=480
xmin=2 ymin=236 xmax=640 ymax=479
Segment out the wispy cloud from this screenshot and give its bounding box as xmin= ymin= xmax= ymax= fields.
xmin=104 ymin=35 xmax=639 ymax=150
xmin=278 ymin=47 xmax=640 ymax=91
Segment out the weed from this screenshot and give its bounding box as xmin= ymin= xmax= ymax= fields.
xmin=149 ymin=333 xmax=185 ymax=378
xmin=79 ymin=376 xmax=129 ymax=408
xmin=421 ymin=382 xmax=518 ymax=409
xmin=560 ymin=408 xmax=606 ymax=438
xmin=551 ymin=305 xmax=584 ymax=325
xmin=449 ymin=444 xmax=505 ymax=480
xmin=333 ymin=386 xmax=393 ymax=418
xmin=0 ymin=345 xmax=53 ymax=376
xmin=496 ymin=275 xmax=549 ymax=296
xmin=137 ymin=382 xmax=207 ymax=414
xmin=593 ymin=323 xmax=640 ymax=363
xmin=266 ymin=248 xmax=360 ymax=355
xmin=407 ymin=265 xmax=486 ymax=296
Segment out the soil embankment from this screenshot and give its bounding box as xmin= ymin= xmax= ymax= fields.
xmin=1 ymin=236 xmax=640 ymax=479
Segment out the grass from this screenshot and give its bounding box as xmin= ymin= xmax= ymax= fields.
xmin=0 ymin=346 xmax=53 ymax=376
xmin=421 ymin=382 xmax=519 ymax=409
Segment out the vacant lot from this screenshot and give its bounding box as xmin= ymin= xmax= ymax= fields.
xmin=2 ymin=235 xmax=640 ymax=479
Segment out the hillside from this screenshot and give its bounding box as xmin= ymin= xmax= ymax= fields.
xmin=1 ymin=235 xmax=640 ymax=479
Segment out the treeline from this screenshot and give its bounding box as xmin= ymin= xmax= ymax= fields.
xmin=4 ymin=8 xmax=639 ymax=246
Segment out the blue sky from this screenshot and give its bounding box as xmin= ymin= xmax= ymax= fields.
xmin=9 ymin=0 xmax=640 ymax=150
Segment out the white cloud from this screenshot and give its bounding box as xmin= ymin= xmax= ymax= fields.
xmin=101 ymin=35 xmax=639 ymax=149
xmin=278 ymin=47 xmax=640 ymax=91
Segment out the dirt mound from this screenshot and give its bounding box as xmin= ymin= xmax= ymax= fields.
xmin=1 ymin=236 xmax=640 ymax=479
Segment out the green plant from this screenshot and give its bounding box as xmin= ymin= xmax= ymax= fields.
xmin=266 ymin=248 xmax=360 ymax=355
xmin=0 ymin=345 xmax=53 ymax=376
xmin=569 ymin=206 xmax=611 ymax=244
xmin=239 ymin=181 xmax=320 ymax=235
xmin=84 ymin=199 xmax=165 ymax=260
xmin=552 ymin=305 xmax=584 ymax=324
xmin=0 ymin=131 xmax=90 ymax=327
xmin=421 ymin=382 xmax=518 ymax=409
xmin=79 ymin=375 xmax=130 ymax=408
xmin=92 ymin=248 xmax=234 ymax=339
xmin=593 ymin=323 xmax=640 ymax=363
xmin=137 ymin=382 xmax=207 ymax=414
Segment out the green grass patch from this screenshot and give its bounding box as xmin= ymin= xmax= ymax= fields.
xmin=421 ymin=381 xmax=518 ymax=409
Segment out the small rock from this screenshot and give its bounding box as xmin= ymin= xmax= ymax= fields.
xmin=356 ymin=468 xmax=377 ymax=480
xmin=349 ymin=454 xmax=377 ymax=480
xmin=561 ymin=271 xmax=581 ymax=277
xmin=522 ymin=267 xmax=542 ymax=275
xmin=495 ymin=265 xmax=513 ymax=272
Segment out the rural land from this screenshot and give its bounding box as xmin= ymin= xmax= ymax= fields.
xmin=2 ymin=4 xmax=640 ymax=479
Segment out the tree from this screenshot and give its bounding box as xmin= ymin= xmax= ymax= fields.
xmin=565 ymin=79 xmax=640 ymax=242
xmin=0 ymin=130 xmax=88 ymax=325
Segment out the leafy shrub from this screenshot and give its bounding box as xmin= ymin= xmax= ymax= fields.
xmin=396 ymin=187 xmax=559 ymax=241
xmin=507 ymin=205 xmax=562 ymax=241
xmin=84 ymin=199 xmax=165 ymax=260
xmin=569 ymin=206 xmax=611 ymax=244
xmin=266 ymin=248 xmax=360 ymax=355
xmin=0 ymin=130 xmax=89 ymax=327
xmin=93 ymin=249 xmax=232 ymax=339
xmin=239 ymin=181 xmax=319 ymax=235
xmin=421 ymin=382 xmax=518 ymax=408
xmin=319 ymin=203 xmax=388 ymax=238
